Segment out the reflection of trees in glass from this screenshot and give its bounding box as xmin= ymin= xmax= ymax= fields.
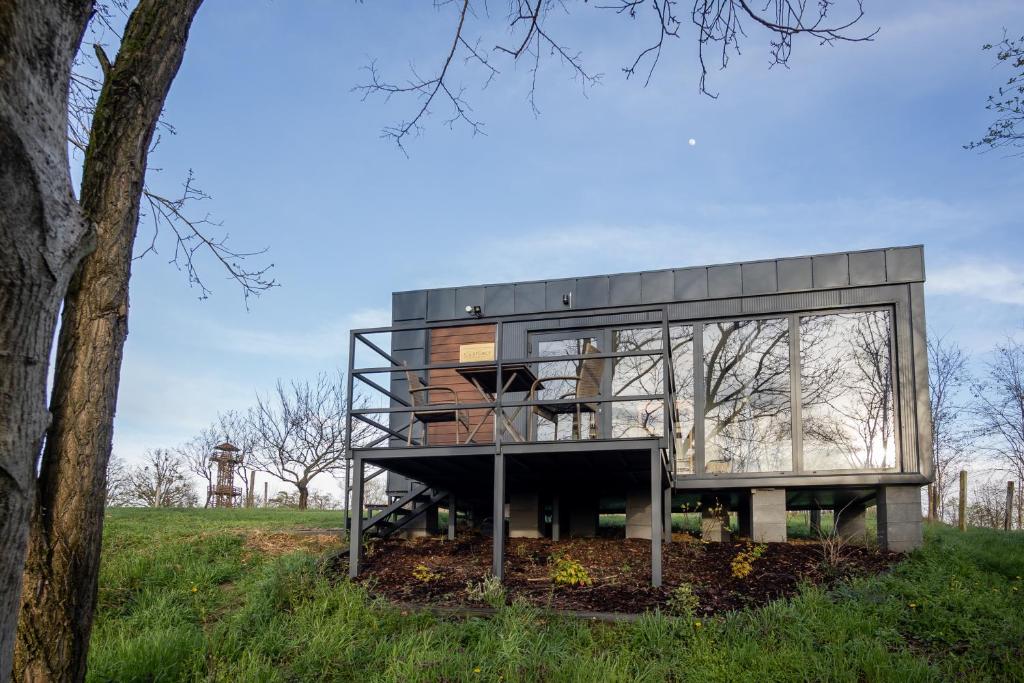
xmin=535 ymin=336 xmax=600 ymax=440
xmin=611 ymin=327 xmax=665 ymax=439
xmin=703 ymin=319 xmax=792 ymax=472
xmin=801 ymin=311 xmax=896 ymax=470
xmin=670 ymin=326 xmax=695 ymax=474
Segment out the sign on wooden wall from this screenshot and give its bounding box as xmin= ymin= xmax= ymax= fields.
xmin=459 ymin=342 xmax=495 ymax=363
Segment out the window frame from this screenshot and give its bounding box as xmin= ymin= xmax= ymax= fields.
xmin=670 ymin=304 xmax=901 ymax=478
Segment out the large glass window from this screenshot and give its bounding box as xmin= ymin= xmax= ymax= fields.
xmin=800 ymin=310 xmax=897 ymax=470
xmin=534 ymin=335 xmax=602 ymax=440
xmin=669 ymin=325 xmax=695 ymax=474
xmin=703 ymin=318 xmax=792 ymax=473
xmin=610 ymin=327 xmax=665 ymax=439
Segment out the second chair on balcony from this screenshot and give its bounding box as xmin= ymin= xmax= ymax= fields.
xmin=528 ymin=341 xmax=605 ymax=441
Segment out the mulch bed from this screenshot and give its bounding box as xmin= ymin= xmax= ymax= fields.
xmin=354 ymin=533 xmax=900 ymax=615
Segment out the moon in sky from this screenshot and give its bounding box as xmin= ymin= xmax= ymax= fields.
xmin=688 ymin=138 xmax=697 ymax=146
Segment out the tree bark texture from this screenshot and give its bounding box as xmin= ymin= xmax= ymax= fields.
xmin=15 ymin=2 xmax=203 ymax=681
xmin=0 ymin=2 xmax=95 ymax=679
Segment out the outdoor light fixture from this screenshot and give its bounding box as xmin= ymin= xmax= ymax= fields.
xmin=562 ymin=293 xmax=572 ymax=307
xmin=465 ymin=304 xmax=482 ymax=318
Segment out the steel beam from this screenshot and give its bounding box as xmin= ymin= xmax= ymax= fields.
xmin=348 ymin=456 xmax=364 ymax=579
xmin=492 ymin=452 xmax=506 ymax=579
xmin=663 ymin=487 xmax=672 ymax=544
xmin=651 ymin=448 xmax=663 ymax=587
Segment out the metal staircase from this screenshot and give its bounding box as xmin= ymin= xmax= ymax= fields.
xmin=362 ymin=483 xmax=449 ymax=538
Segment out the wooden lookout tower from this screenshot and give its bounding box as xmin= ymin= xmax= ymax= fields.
xmin=209 ymin=441 xmax=243 ymax=508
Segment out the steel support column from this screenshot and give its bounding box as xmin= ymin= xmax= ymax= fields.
xmin=492 ymin=452 xmax=506 ymax=579
xmin=348 ymin=456 xmax=364 ymax=579
xmin=651 ymin=448 xmax=663 ymax=587
xmin=552 ymin=494 xmax=561 ymax=542
xmin=663 ymin=487 xmax=672 ymax=544
xmin=448 ymin=494 xmax=456 ymax=541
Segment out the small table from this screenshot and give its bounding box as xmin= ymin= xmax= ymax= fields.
xmin=455 ymin=363 xmax=541 ymax=443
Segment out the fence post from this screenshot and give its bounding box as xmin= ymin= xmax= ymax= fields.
xmin=264 ymin=481 xmax=269 ymax=509
xmin=1005 ymin=481 xmax=1015 ymax=531
xmin=1019 ymin=481 xmax=1023 ymax=530
xmin=958 ymin=470 xmax=968 ymax=532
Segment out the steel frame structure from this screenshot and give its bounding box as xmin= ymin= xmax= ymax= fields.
xmin=344 ymin=246 xmax=933 ymax=587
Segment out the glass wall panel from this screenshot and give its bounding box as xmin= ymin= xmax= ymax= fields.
xmin=669 ymin=325 xmax=695 ymax=474
xmin=610 ymin=327 xmax=664 ymax=439
xmin=800 ymin=310 xmax=897 ymax=470
xmin=534 ymin=335 xmax=602 ymax=440
xmin=703 ymin=318 xmax=792 ymax=472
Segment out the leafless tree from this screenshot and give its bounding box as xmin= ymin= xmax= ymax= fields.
xmin=364 ymin=473 xmax=388 ymax=507
xmin=966 ymin=478 xmax=1013 ymax=529
xmin=972 ymin=338 xmax=1024 ymax=528
xmin=247 ymin=373 xmax=370 ymax=510
xmin=927 ymin=335 xmax=972 ymax=522
xmin=103 ymin=456 xmax=132 ymax=508
xmin=966 ymin=32 xmax=1024 ymax=155
xmin=358 ymin=0 xmax=876 ymax=151
xmin=120 ymin=449 xmax=198 ymax=508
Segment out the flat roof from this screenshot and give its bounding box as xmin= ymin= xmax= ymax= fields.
xmin=392 ymin=245 xmax=925 ymax=322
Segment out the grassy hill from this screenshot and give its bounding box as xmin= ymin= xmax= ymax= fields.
xmin=87 ymin=508 xmax=1023 ymax=682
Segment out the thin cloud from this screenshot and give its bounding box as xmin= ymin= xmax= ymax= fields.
xmin=928 ymin=263 xmax=1024 ymax=306
xmin=191 ymin=308 xmax=391 ymax=359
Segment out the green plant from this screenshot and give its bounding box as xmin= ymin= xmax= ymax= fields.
xmin=730 ymin=543 xmax=767 ymax=579
xmin=465 ymin=575 xmax=506 ymax=608
xmin=86 ymin=507 xmax=1024 ymax=683
xmin=411 ymin=563 xmax=440 ymax=583
xmin=550 ymin=556 xmax=591 ymax=586
xmin=666 ymin=583 xmax=700 ymax=617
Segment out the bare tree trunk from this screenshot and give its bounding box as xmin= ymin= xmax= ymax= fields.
xmin=15 ymin=3 xmax=203 ymax=681
xmin=298 ymin=484 xmax=309 ymax=511
xmin=0 ymin=2 xmax=95 ymax=678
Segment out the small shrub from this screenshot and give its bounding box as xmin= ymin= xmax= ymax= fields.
xmin=730 ymin=543 xmax=767 ymax=579
xmin=550 ymin=557 xmax=591 ymax=586
xmin=667 ymin=583 xmax=700 ymax=617
xmin=412 ymin=563 xmax=440 ymax=583
xmin=465 ymin=575 xmax=506 ymax=608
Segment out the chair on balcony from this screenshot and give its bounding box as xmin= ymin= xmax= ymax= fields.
xmin=527 ymin=341 xmax=605 ymax=441
xmin=405 ymin=366 xmax=472 ymax=445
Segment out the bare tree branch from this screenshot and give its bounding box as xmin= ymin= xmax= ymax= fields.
xmin=139 ymin=171 xmax=277 ymax=306
xmin=966 ymin=31 xmax=1024 ymax=155
xmin=359 ymin=0 xmax=875 ymax=147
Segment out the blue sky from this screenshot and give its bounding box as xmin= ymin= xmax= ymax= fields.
xmin=99 ymin=1 xmax=1024 ymax=495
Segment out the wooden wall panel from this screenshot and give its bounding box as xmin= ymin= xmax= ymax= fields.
xmin=427 ymin=324 xmax=496 ymax=445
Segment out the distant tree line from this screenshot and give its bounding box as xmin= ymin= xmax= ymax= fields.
xmin=105 ymin=371 xmax=381 ymax=511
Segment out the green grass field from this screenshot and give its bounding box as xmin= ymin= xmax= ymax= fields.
xmin=88 ymin=508 xmax=1023 ymax=682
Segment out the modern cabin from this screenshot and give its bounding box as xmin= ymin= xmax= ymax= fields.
xmin=345 ymin=245 xmax=933 ymax=586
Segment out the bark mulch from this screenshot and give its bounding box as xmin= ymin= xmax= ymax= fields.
xmin=354 ymin=533 xmax=900 ymax=615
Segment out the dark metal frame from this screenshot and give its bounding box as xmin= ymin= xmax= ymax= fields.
xmin=345 ymin=255 xmax=933 ymax=587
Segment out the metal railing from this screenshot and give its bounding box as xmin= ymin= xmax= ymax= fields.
xmin=344 ymin=311 xmax=679 ymax=477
